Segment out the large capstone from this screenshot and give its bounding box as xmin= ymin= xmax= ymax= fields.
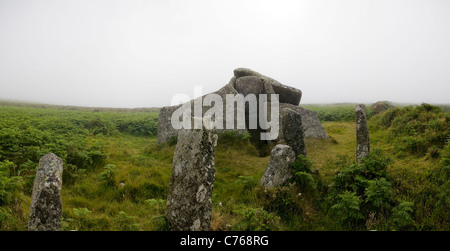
xmin=280 ymin=108 xmax=306 ymax=157
xmin=260 ymin=144 xmax=296 ymax=188
xmin=28 ymin=153 xmax=63 ymax=231
xmin=166 ymin=118 xmax=218 ymax=231
xmin=157 ymin=68 xmax=328 ymax=146
xmin=234 ymin=76 xmax=265 ymax=96
xmin=355 ymin=104 xmax=370 ymax=162
xmin=234 ymin=68 xmax=302 ymax=105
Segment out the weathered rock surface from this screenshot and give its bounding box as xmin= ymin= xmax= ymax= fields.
xmin=28 ymin=153 xmax=63 ymax=231
xmin=234 ymin=76 xmax=265 ymax=96
xmin=157 ymin=68 xmax=328 ymax=146
xmin=281 ymin=108 xmax=306 ymax=157
xmin=355 ymin=104 xmax=370 ymax=162
xmin=260 ymin=144 xmax=296 ymax=188
xmin=234 ymin=68 xmax=302 ymax=105
xmin=279 ymin=103 xmax=328 ymax=139
xmin=166 ymin=118 xmax=218 ymax=231
xmin=157 ymin=105 xmax=182 ymax=144
xmin=370 ymin=101 xmax=394 ymax=114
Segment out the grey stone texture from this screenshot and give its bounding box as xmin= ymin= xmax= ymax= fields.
xmin=165 ymin=118 xmax=218 ymax=231
xmin=28 ymin=153 xmax=63 ymax=231
xmin=355 ymin=104 xmax=370 ymax=162
xmin=234 ymin=76 xmax=265 ymax=96
xmin=157 ymin=105 xmax=182 ymax=144
xmin=260 ymin=144 xmax=297 ymax=188
xmin=156 ymin=68 xmax=328 ymax=146
xmin=280 ymin=108 xmax=306 ymax=157
xmin=278 ymin=103 xmax=328 ymax=140
xmin=370 ymin=101 xmax=394 ymax=114
xmin=234 ymin=68 xmax=302 ymax=105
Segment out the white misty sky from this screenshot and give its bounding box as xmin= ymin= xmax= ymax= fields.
xmin=0 ymin=0 xmax=449 ymax=108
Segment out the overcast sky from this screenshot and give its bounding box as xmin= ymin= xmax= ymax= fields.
xmin=0 ymin=0 xmax=449 ymax=108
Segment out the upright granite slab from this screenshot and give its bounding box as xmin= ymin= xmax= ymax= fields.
xmin=260 ymin=144 xmax=297 ymax=188
xmin=28 ymin=153 xmax=63 ymax=231
xmin=166 ymin=118 xmax=218 ymax=231
xmin=355 ymin=104 xmax=370 ymax=162
xmin=281 ymin=108 xmax=306 ymax=157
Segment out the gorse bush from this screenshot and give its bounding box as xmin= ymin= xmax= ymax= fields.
xmin=369 ymin=103 xmax=449 ymax=156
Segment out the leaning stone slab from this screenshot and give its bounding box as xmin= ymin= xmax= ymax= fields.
xmin=260 ymin=144 xmax=296 ymax=188
xmin=166 ymin=118 xmax=218 ymax=231
xmin=28 ymin=153 xmax=63 ymax=231
xmin=279 ymin=103 xmax=329 ymax=139
xmin=355 ymin=104 xmax=370 ymax=162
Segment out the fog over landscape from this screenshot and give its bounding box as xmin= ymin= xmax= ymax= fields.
xmin=1 ymin=0 xmax=449 ymax=108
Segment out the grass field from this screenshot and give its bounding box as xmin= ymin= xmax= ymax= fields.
xmin=0 ymin=102 xmax=448 ymax=231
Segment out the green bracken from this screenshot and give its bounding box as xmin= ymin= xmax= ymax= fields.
xmin=0 ymin=102 xmax=448 ymax=231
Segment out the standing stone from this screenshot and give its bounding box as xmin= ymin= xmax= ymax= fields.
xmin=157 ymin=105 xmax=182 ymax=144
xmin=166 ymin=118 xmax=218 ymax=231
xmin=355 ymin=104 xmax=370 ymax=162
xmin=28 ymin=153 xmax=63 ymax=231
xmin=260 ymin=144 xmax=296 ymax=188
xmin=281 ymin=108 xmax=306 ymax=158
